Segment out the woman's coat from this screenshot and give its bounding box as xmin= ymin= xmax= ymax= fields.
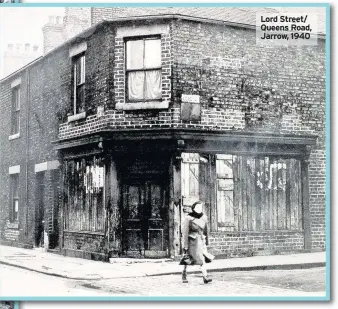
xmin=182 ymin=214 xmax=210 ymax=265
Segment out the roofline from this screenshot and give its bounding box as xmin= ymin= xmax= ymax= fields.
xmin=0 ymin=13 xmax=326 ymax=83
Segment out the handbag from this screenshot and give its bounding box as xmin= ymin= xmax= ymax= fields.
xmin=203 ymin=251 xmax=215 ymax=263
xmin=179 ymin=253 xmax=193 ymax=265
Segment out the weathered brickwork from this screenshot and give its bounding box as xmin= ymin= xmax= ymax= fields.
xmin=63 ymin=231 xmax=105 ymax=253
xmin=308 ymin=149 xmax=326 ymax=250
xmin=208 ymin=231 xmax=305 ymax=257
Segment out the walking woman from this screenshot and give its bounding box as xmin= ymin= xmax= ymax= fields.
xmin=181 ymin=201 xmax=213 ymax=284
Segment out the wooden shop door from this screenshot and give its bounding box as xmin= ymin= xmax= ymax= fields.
xmin=122 ymin=177 xmax=169 ymax=258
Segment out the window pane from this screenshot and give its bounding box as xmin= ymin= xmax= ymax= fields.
xmin=12 ymin=88 xmax=20 ymax=110
xmin=13 ymin=175 xmax=19 ymax=197
xmin=128 ymin=71 xmax=145 ymax=100
xmin=126 ymin=40 xmax=144 ymax=70
xmin=76 ymin=84 xmax=85 ymax=113
xmin=80 ymin=56 xmax=85 ymax=84
xmin=11 ymin=111 xmax=19 ymax=135
xmin=217 ymin=190 xmax=234 ymax=227
xmin=11 ymin=88 xmax=20 ymax=134
xmin=144 ymin=39 xmax=161 ymax=68
xmin=145 ymin=70 xmax=161 ymax=100
xmin=13 ymin=88 xmax=20 ymax=110
xmin=76 ymin=59 xmax=81 ymax=85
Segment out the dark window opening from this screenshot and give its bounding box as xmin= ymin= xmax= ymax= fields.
xmin=72 ymin=54 xmax=86 ymax=114
xmin=11 ymin=86 xmax=20 ymax=135
xmin=10 ymin=174 xmax=19 ymax=223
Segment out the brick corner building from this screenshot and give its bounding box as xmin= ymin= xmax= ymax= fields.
xmin=0 ymin=7 xmax=327 ymax=261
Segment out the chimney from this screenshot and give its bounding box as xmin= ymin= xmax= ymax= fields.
xmin=3 ymin=42 xmax=41 ymax=78
xmin=42 ymin=15 xmax=64 ymax=54
xmin=62 ymin=8 xmax=91 ymax=41
xmin=91 ymin=7 xmax=114 ymax=25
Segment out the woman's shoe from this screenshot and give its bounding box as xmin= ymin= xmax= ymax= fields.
xmin=203 ymin=276 xmax=212 ymax=284
xmin=182 ymin=272 xmax=188 ymax=283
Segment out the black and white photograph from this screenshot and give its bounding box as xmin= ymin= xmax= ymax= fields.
xmin=0 ymin=3 xmax=329 ymax=300
xmin=0 ymin=1 xmax=18 ymax=4
xmin=0 ymin=302 xmax=14 ymax=309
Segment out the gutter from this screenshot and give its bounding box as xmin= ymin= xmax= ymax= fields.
xmin=24 ymin=65 xmax=30 ymax=237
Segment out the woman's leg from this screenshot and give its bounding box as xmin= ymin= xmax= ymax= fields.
xmin=200 ymin=263 xmax=207 ymax=277
xmin=182 ymin=265 xmax=188 ymax=283
xmin=201 ymin=262 xmax=212 ymax=284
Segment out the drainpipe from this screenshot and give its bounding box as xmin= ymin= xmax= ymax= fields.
xmin=25 ymin=67 xmax=30 ymax=239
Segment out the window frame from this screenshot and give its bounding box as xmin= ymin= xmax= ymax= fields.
xmin=11 ymin=86 xmax=20 ymax=136
xmin=124 ymin=35 xmax=162 ymax=103
xmin=216 ymin=155 xmax=235 ymax=230
xmin=72 ymin=53 xmax=86 ymax=115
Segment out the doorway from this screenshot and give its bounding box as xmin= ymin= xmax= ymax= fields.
xmin=122 ymin=176 xmax=169 ymax=258
xmin=35 ymin=172 xmax=45 ymax=247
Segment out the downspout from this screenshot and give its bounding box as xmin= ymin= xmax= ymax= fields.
xmin=25 ymin=68 xmax=30 ymax=238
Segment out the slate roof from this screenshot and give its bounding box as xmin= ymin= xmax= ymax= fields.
xmin=109 ymin=7 xmax=326 ymax=35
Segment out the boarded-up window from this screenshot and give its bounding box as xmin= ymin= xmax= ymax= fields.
xmin=64 ymin=156 xmax=105 ymax=232
xmin=181 ymin=153 xmax=200 ymax=210
xmin=216 ymin=155 xmax=302 ymax=232
xmin=216 ymin=155 xmax=234 ymax=230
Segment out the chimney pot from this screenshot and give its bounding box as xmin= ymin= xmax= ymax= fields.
xmin=33 ymin=45 xmax=39 ymax=52
xmin=25 ymin=43 xmax=30 ymax=51
xmin=49 ymin=16 xmax=55 ymax=24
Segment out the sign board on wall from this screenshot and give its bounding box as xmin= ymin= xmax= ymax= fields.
xmin=181 ymin=94 xmax=201 ymax=122
xmin=181 ymin=94 xmax=200 ymax=103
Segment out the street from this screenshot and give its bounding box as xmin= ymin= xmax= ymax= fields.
xmin=0 ymin=264 xmax=326 ymax=298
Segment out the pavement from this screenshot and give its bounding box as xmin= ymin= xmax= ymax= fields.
xmin=0 ymin=245 xmax=326 ymax=281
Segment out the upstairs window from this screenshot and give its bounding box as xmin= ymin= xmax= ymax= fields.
xmin=126 ymin=37 xmax=162 ymax=102
xmin=73 ymin=54 xmax=86 ymax=114
xmin=11 ymin=86 xmax=20 ymax=135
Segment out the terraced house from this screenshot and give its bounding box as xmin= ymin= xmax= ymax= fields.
xmin=0 ymin=7 xmax=327 ymax=261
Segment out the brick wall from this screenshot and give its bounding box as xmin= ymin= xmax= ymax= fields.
xmin=208 ymin=231 xmax=305 ymax=257
xmin=58 ymin=18 xmax=325 ymax=138
xmin=63 ymin=231 xmax=106 ymax=253
xmin=0 ymin=73 xmax=29 ymax=244
xmin=172 ymin=19 xmax=326 ymax=252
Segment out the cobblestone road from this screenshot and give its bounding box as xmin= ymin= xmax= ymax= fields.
xmin=75 ymin=267 xmax=326 ymax=297
xmin=1 ymin=264 xmax=326 ymax=298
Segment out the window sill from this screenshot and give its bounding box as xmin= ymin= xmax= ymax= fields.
xmin=9 ymin=133 xmax=20 ymax=140
xmin=116 ymin=101 xmax=169 ymax=111
xmin=67 ymin=112 xmax=86 ymax=123
xmin=7 ymin=222 xmax=19 ymax=229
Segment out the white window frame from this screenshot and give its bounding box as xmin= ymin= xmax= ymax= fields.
xmin=125 ymin=36 xmax=162 ymax=103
